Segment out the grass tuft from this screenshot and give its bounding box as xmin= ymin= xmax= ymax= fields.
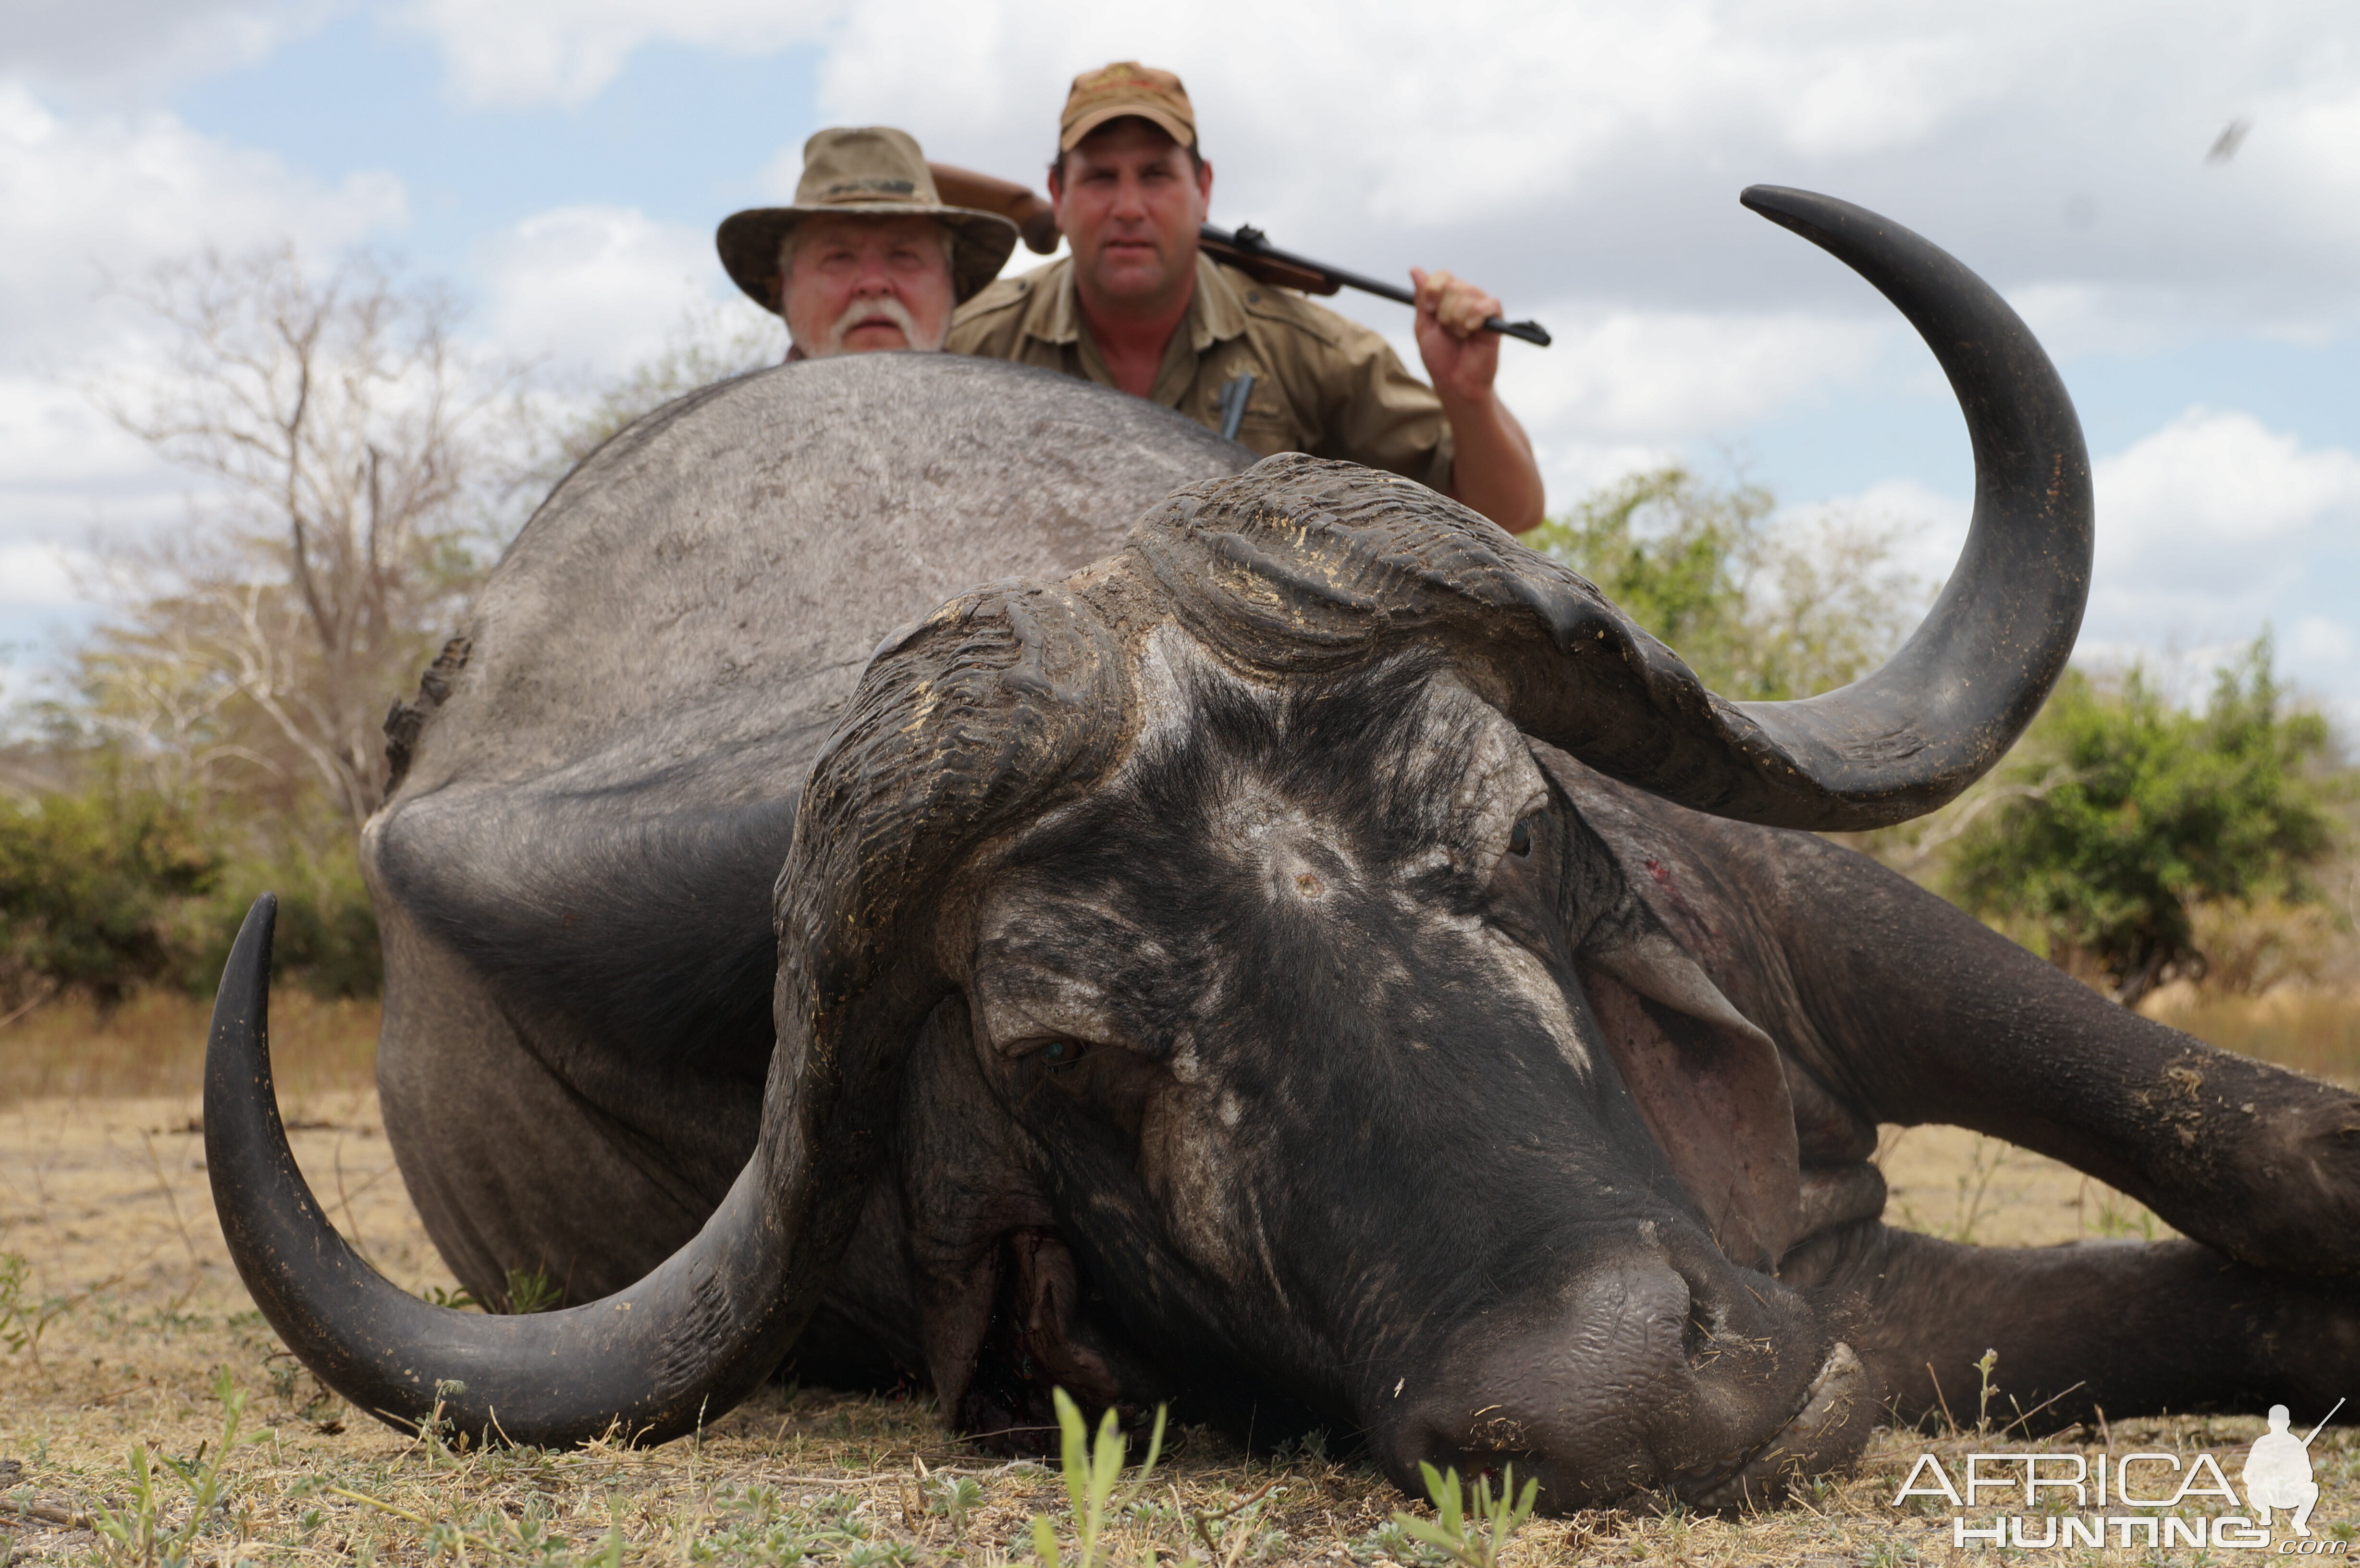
xmin=1391 ymin=1462 xmax=1536 ymax=1568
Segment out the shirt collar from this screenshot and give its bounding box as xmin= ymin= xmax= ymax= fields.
xmin=1184 ymin=251 xmax=1250 ymax=350
xmin=1025 ymin=248 xmax=1252 ymax=353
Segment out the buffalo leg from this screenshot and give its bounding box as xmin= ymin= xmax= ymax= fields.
xmin=1790 ymin=1223 xmax=2360 ymax=1429
xmin=1721 ymin=828 xmax=2360 ymax=1278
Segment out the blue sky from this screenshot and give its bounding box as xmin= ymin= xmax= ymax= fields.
xmin=4 ymin=0 xmax=2356 ymax=730
xmin=173 ymin=19 xmax=827 ymax=271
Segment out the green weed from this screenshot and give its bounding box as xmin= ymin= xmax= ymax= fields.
xmin=414 ymin=1268 xmax=560 ymax=1315
xmin=1186 ymin=1480 xmax=1286 ymax=1568
xmin=2088 ymin=1192 xmax=2160 ymax=1242
xmin=0 ymin=1251 xmax=69 ymax=1356
xmin=921 ymin=1471 xmax=983 ymax=1536
xmin=1895 ymin=1136 xmax=2012 ymax=1244
xmin=503 ymin=1266 xmax=564 ymax=1314
xmin=1029 ymin=1386 xmax=1168 ymax=1568
xmin=90 ymin=1366 xmax=261 ymax=1566
xmin=1390 ymin=1462 xmax=1537 ymax=1568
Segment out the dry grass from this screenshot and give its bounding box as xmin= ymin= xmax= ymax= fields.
xmin=2142 ymin=982 xmax=2360 ymax=1083
xmin=0 ymin=991 xmax=381 ymax=1106
xmin=5 ymin=992 xmax=2360 ymax=1563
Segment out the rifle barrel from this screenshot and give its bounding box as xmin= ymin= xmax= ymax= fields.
xmin=1202 ymin=223 xmax=1551 ymax=347
xmin=2302 ymin=1397 xmax=2347 ymax=1445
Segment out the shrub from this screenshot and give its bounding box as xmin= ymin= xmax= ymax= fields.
xmin=1949 ymin=640 xmax=2344 ymax=1006
xmin=0 ymin=777 xmax=220 ymax=1007
xmin=0 ymin=774 xmax=380 ymax=1006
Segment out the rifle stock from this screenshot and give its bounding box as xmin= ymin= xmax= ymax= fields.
xmin=927 ymin=163 xmax=1060 ymax=255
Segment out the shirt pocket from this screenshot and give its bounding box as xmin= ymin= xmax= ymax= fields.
xmin=1204 ymin=368 xmax=1305 ymax=455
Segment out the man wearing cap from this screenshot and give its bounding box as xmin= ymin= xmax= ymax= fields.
xmin=719 ymin=127 xmax=1018 ymax=359
xmin=946 ymin=64 xmax=1546 ymax=533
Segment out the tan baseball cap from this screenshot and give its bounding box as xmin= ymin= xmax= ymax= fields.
xmin=715 ymin=126 xmax=1020 ymax=309
xmin=1059 ymin=61 xmax=1196 ymax=152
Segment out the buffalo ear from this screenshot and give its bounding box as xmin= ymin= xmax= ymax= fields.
xmin=1565 ymin=806 xmax=1802 ymax=1271
xmin=1578 ymin=960 xmax=1803 ymax=1273
xmin=1585 ymin=928 xmax=1772 ymax=1052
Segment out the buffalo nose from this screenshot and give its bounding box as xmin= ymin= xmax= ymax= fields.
xmin=1382 ymin=1245 xmax=1837 ymax=1509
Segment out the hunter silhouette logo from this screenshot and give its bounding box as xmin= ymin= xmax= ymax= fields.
xmin=1892 ymin=1398 xmax=2347 ymax=1552
xmin=2247 ymin=1400 xmax=2343 ymax=1536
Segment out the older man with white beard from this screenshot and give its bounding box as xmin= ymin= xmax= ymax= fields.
xmin=718 ymin=127 xmax=1019 ymax=359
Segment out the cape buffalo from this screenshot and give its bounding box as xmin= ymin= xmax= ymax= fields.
xmin=206 ymin=186 xmax=2360 ymax=1511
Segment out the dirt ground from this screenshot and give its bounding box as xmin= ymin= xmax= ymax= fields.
xmin=4 ymin=1088 xmax=2357 ymax=1565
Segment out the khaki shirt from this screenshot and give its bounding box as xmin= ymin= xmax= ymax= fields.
xmin=946 ymin=253 xmax=1455 ymax=491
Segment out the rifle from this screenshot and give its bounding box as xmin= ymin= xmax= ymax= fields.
xmin=928 ymin=162 xmax=1062 ymax=256
xmin=927 ymin=163 xmax=1551 ymax=347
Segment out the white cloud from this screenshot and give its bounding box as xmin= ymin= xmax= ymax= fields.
xmin=2070 ymin=409 xmax=2360 ymax=720
xmin=1748 ymin=419 xmax=2360 ymax=726
xmin=393 ymin=0 xmax=842 ymax=108
xmin=2095 ymin=408 xmax=2360 ymax=573
xmin=0 ymin=80 xmax=409 ymax=646
xmin=1491 ymin=306 xmax=1886 ymax=440
xmin=0 ymin=82 xmax=405 ymax=359
xmin=0 ymin=378 xmax=156 ymax=494
xmin=793 ymin=0 xmax=2360 ymax=340
xmin=2287 ymin=614 xmax=2359 ymax=674
xmin=1786 ymin=478 xmax=1970 ymax=590
xmin=377 ymin=0 xmax=2360 ymax=361
xmin=0 ymin=0 xmax=332 ymax=98
xmin=473 ymin=204 xmax=773 ymax=379
xmin=0 ymin=542 xmax=93 ymax=609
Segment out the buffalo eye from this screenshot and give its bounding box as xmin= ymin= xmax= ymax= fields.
xmin=1035 ymin=1039 xmax=1087 ymax=1075
xmin=1509 ymin=818 xmax=1534 ymax=858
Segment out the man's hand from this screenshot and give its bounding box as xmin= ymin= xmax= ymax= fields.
xmin=1410 ymin=266 xmax=1545 ymax=534
xmin=1411 ymin=267 xmax=1503 ymax=402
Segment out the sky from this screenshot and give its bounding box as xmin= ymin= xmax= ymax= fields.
xmin=3 ymin=0 xmax=2357 ymax=734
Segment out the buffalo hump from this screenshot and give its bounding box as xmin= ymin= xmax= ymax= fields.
xmin=371 ymin=355 xmax=1249 ymax=1071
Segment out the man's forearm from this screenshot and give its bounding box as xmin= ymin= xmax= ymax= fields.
xmin=1440 ymin=390 xmax=1545 ymax=534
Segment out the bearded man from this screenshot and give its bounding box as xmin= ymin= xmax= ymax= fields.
xmin=718 ymin=127 xmax=1019 ymax=359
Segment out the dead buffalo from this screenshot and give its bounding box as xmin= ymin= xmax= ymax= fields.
xmin=207 ymin=187 xmax=2360 ymax=1511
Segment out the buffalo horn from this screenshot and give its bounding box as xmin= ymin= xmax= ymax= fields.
xmin=1131 ymin=186 xmax=2092 ymax=831
xmin=206 ymin=583 xmax=1126 ymax=1445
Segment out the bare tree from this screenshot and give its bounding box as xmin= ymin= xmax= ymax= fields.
xmin=91 ymin=245 xmax=511 ymax=831
xmin=509 ymin=295 xmax=774 ymax=501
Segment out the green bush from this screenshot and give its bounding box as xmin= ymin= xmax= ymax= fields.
xmin=1949 ymin=640 xmax=2344 ymax=1006
xmin=1528 ymin=466 xmax=1920 ymax=701
xmin=186 ymin=829 xmax=382 ymax=998
xmin=0 ymin=778 xmax=219 ymax=1006
xmin=0 ymin=775 xmax=380 ymax=1005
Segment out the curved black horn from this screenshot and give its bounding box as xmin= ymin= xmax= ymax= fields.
xmin=211 ymin=894 xmax=824 ymax=1444
xmin=208 ymin=584 xmax=1127 ymax=1445
xmin=1131 ymin=187 xmax=2091 ymax=831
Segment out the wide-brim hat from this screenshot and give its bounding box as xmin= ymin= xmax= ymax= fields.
xmin=717 ymin=126 xmax=1020 ymax=309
